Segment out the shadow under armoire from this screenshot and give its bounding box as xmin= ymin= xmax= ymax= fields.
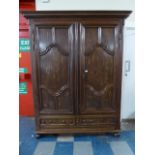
xmin=22 ymin=11 xmax=131 ymax=136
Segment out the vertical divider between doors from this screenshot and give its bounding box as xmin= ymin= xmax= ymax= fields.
xmin=79 ymin=23 xmax=85 ymax=115
xmin=74 ymin=22 xmax=79 ymax=124
xmin=68 ymin=24 xmax=74 ymax=115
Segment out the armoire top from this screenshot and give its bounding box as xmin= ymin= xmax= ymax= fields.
xmin=22 ymin=11 xmax=131 ymax=19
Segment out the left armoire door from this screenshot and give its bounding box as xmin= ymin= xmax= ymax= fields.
xmin=32 ymin=24 xmax=76 ymax=117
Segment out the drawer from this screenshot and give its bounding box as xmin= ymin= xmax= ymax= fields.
xmin=39 ymin=116 xmax=76 ymax=129
xmin=76 ymin=115 xmax=116 ymax=127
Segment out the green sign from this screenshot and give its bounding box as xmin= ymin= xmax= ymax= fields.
xmin=19 ymin=68 xmax=28 ymax=73
xmin=19 ymin=38 xmax=30 ymax=52
xmin=19 ymin=82 xmax=28 ymax=94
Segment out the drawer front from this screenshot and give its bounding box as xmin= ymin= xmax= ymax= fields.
xmin=38 ymin=115 xmax=116 ymax=129
xmin=76 ymin=115 xmax=116 ymax=127
xmin=39 ymin=116 xmax=76 ymax=129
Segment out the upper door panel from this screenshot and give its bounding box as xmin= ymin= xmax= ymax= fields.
xmin=79 ymin=24 xmax=116 ymax=114
xmin=36 ymin=24 xmax=75 ymax=115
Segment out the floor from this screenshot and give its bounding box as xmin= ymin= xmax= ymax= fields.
xmin=19 ymin=117 xmax=135 ymax=155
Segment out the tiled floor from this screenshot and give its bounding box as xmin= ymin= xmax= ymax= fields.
xmin=19 ymin=117 xmax=135 ymax=155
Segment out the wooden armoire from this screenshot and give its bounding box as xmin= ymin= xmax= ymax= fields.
xmin=22 ymin=11 xmax=131 ymax=136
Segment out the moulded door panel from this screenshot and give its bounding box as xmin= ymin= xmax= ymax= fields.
xmin=79 ymin=24 xmax=117 ymax=114
xmin=34 ymin=24 xmax=75 ymax=115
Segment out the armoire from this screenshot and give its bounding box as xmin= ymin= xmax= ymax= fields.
xmin=22 ymin=11 xmax=131 ymax=136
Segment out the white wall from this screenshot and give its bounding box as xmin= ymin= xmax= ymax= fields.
xmin=36 ymin=0 xmax=135 ymax=119
xmin=121 ymin=27 xmax=135 ymax=119
xmin=36 ymin=0 xmax=135 ymax=27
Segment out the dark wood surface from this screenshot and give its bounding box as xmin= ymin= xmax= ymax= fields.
xmin=22 ymin=11 xmax=131 ymax=134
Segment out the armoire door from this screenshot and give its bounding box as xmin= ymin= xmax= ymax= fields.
xmin=79 ymin=24 xmax=116 ymax=114
xmin=34 ymin=24 xmax=75 ymax=115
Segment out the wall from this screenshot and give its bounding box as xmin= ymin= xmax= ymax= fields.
xmin=121 ymin=27 xmax=135 ymax=119
xmin=36 ymin=0 xmax=135 ymax=119
xmin=19 ymin=1 xmax=35 ymax=116
xmin=36 ymin=0 xmax=134 ymax=27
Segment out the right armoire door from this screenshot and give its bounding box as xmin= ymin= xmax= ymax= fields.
xmin=78 ymin=22 xmax=122 ymax=129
